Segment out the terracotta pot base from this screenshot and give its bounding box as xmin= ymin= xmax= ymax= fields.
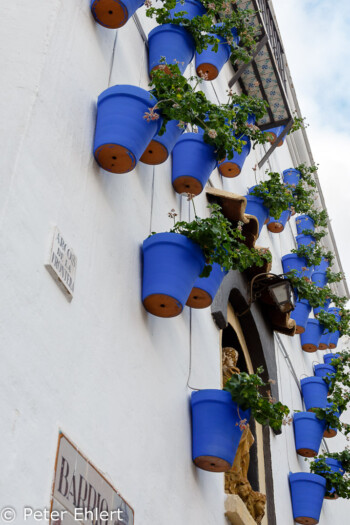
xmin=218 ymin=162 xmax=240 ymax=178
xmin=94 ymin=143 xmax=136 ymax=173
xmin=91 ymin=0 xmax=128 ymax=28
xmin=325 ymin=494 xmax=338 ymax=500
xmin=150 ymin=64 xmax=172 ymax=76
xmin=140 ymin=139 xmax=168 ymax=165
xmin=295 ymin=517 xmax=318 ymax=525
xmin=323 ymin=428 xmax=337 ymax=438
xmin=267 ymin=222 xmax=284 ymax=233
xmin=296 ymin=448 xmax=317 ymax=458
xmin=186 ymin=287 xmax=212 ymax=308
xmin=302 ymin=343 xmax=318 ymax=353
xmin=318 ymin=343 xmax=328 ymax=350
xmin=296 ymin=326 xmax=305 ymax=335
xmin=194 ymin=455 xmax=231 ymax=472
xmin=196 ymin=64 xmax=219 ymax=81
xmin=172 ymin=175 xmax=203 ymax=195
xmin=143 ymin=293 xmax=182 ymax=318
xmin=329 ymin=343 xmax=336 ymax=349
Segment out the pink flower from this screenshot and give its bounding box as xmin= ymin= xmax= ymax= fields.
xmin=208 ymin=129 xmax=217 ymax=139
xmin=143 ymin=107 xmax=160 ymax=121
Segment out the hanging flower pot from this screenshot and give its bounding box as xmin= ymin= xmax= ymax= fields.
xmin=296 ymin=215 xmax=315 ymax=234
xmin=314 ymin=364 xmax=335 ymax=390
xmin=283 ymin=168 xmax=301 ymax=189
xmin=267 ymin=209 xmax=291 ymax=233
xmin=142 ymin=232 xmax=205 ymax=317
xmin=323 ymin=353 xmax=341 ymax=366
xmin=191 ymin=389 xmax=251 ymax=472
xmin=328 ymin=330 xmax=340 ymax=349
xmin=318 ymin=329 xmax=331 ymax=350
xmin=140 ymin=120 xmax=185 ymax=165
xmin=281 ymin=254 xmax=314 ymax=280
xmin=90 ymin=0 xmax=144 ymax=29
xmin=323 ymin=403 xmax=340 ymax=438
xmin=245 ymin=187 xmax=269 ymax=235
xmin=169 ymin=0 xmax=206 ymax=20
xmin=301 ymin=319 xmax=324 ymax=352
xmin=218 ymin=135 xmax=251 ymax=178
xmin=148 ymin=24 xmax=195 ymax=75
xmin=321 ymin=458 xmax=344 ymax=498
xmin=301 ymin=376 xmax=329 ymax=411
xmin=313 ymin=298 xmax=331 ymax=317
xmin=93 ymin=85 xmax=162 ymax=174
xmin=195 ymin=26 xmax=239 ymax=80
xmin=264 ymin=125 xmax=286 ymax=147
xmin=293 ymin=412 xmax=326 ymax=457
xmin=296 ymin=234 xmax=316 ymax=249
xmin=311 ymin=272 xmax=327 ymax=288
xmin=328 ymin=307 xmax=341 ymax=321
xmin=314 ymin=257 xmax=329 ymax=273
xmin=289 ymin=472 xmax=326 ymax=525
xmin=291 ymin=299 xmax=311 ymax=334
xmin=186 ymin=263 xmax=228 ymax=308
xmin=172 ymin=133 xmax=217 ymax=195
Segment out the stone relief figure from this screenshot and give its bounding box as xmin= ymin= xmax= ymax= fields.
xmin=222 ymin=347 xmax=266 ymax=524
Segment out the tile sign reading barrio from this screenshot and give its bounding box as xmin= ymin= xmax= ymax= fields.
xmin=51 ymin=433 xmax=134 ymax=524
xmin=45 ymin=227 xmax=77 ymax=300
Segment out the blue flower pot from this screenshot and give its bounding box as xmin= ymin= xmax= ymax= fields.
xmin=142 ymin=232 xmax=205 ymax=317
xmin=169 ymin=0 xmax=206 ymax=20
xmin=314 ymin=364 xmax=335 ymax=391
xmin=94 ymin=85 xmax=162 ymax=173
xmin=318 ymin=458 xmax=344 ymax=498
xmin=301 ymin=319 xmax=324 ymax=353
xmin=186 ymin=263 xmax=228 ymax=308
xmin=314 ymin=257 xmax=329 ymax=273
xmin=283 ymin=168 xmax=301 ymax=189
xmin=291 ymin=299 xmax=311 ymax=334
xmin=328 ymin=330 xmax=340 ymax=349
xmin=293 ymin=412 xmax=326 ymax=457
xmin=267 ymin=209 xmax=291 ymax=233
xmin=324 ymin=403 xmax=340 ymax=438
xmin=195 ymin=24 xmax=239 ymax=80
xmin=218 ymin=136 xmax=251 ymax=178
xmin=313 ymin=298 xmax=331 ymax=317
xmin=191 ymin=389 xmax=251 ymax=472
xmin=318 ymin=330 xmax=331 ymax=350
xmin=311 ymin=272 xmax=327 ymax=288
xmin=172 ymin=133 xmax=217 ymax=195
xmin=301 ymin=376 xmax=329 ymax=411
xmin=296 ymin=234 xmax=316 ymax=248
xmin=281 ymin=254 xmax=314 ymax=280
xmin=296 ymin=215 xmax=315 ymax=234
xmin=245 ymin=188 xmax=269 ymax=236
xmin=148 ymin=24 xmax=195 ymax=75
xmin=140 ymin=120 xmax=185 ymax=165
xmin=328 ymin=307 xmax=341 ymax=322
xmin=264 ymin=125 xmax=286 ymax=147
xmin=323 ymin=353 xmax=341 ymax=366
xmin=90 ymin=0 xmax=144 ymax=28
xmin=289 ymin=472 xmax=326 ymax=524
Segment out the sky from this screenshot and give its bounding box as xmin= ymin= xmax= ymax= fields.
xmin=272 ymin=0 xmax=350 ymax=287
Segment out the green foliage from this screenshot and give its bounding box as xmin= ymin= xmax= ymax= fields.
xmin=170 ymin=203 xmax=272 ymax=277
xmin=316 ymin=310 xmax=338 ymax=333
xmin=322 ymin=447 xmax=350 ymax=473
xmin=249 ymin=172 xmax=293 ymax=219
xmin=146 ymin=0 xmax=259 ymax=61
xmin=224 ymin=367 xmax=290 ymax=431
xmin=309 ymin=457 xmax=350 ymax=499
xmin=149 ymin=64 xmax=268 ymax=160
xmin=291 ymin=242 xmax=324 ymax=268
xmin=288 ymin=113 xmax=309 ymax=134
xmin=326 ymin=268 xmax=343 ymax=284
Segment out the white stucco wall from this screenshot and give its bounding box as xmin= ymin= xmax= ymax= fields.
xmin=0 ymin=1 xmax=349 ymax=524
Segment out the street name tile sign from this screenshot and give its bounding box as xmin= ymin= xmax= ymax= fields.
xmin=51 ymin=433 xmax=134 ymax=524
xmin=45 ymin=227 xmax=77 ymax=300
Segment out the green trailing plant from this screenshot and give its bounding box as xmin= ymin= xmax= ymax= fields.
xmin=148 ymin=63 xmax=269 ymax=159
xmin=249 ymin=172 xmax=293 ymax=219
xmin=315 ymin=309 xmax=338 ymax=333
xmin=319 ymin=447 xmax=350 ymax=473
xmin=298 ymin=228 xmax=326 ymax=242
xmin=309 ymin=457 xmax=350 ymax=499
xmin=146 ymin=0 xmax=259 ymax=61
xmin=224 ymin=366 xmax=290 ymax=432
xmin=288 ymin=113 xmax=309 ymax=134
xmin=326 ymin=268 xmax=343 ymax=284
xmin=166 ymin=202 xmax=272 ymax=277
xmin=291 ymin=242 xmax=325 ymax=268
